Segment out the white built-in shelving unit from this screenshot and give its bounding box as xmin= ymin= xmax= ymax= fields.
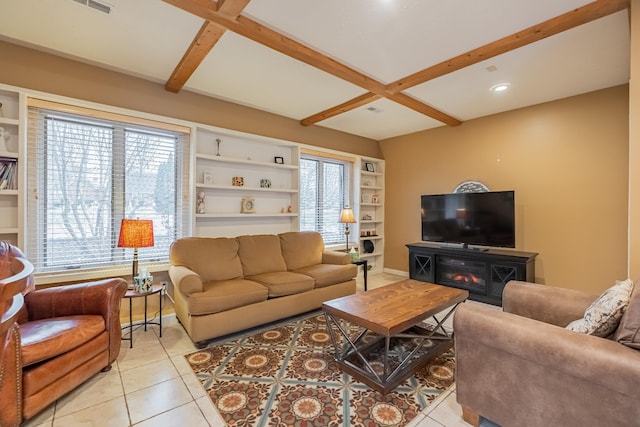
xmin=0 ymin=85 xmax=22 ymax=247
xmin=194 ymin=126 xmax=300 ymax=237
xmin=357 ymin=157 xmax=384 ymax=273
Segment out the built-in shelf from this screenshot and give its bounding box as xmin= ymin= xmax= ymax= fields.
xmin=0 ymin=151 xmax=18 ymax=159
xmin=195 ymin=183 xmax=298 ymax=193
xmin=196 ymin=213 xmax=298 ymax=218
xmin=0 ymin=117 xmax=19 ymax=126
xmin=195 ymin=153 xmax=299 ymax=170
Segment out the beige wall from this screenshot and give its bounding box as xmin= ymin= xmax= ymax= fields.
xmin=381 ymin=85 xmax=629 ymax=295
xmin=0 ymin=40 xmax=382 ymax=158
xmin=629 ymin=0 xmax=640 ymax=278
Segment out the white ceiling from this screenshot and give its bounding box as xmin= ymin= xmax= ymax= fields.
xmin=0 ymin=0 xmax=630 ymax=140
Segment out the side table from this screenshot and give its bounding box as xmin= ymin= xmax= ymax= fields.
xmin=122 ymin=284 xmax=163 ymax=348
xmin=352 ymin=259 xmax=368 ymax=291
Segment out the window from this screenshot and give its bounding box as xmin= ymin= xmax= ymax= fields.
xmin=299 ymin=153 xmax=352 ymax=245
xmin=27 ymin=101 xmax=190 ymax=274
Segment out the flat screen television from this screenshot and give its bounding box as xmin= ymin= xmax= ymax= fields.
xmin=421 ymin=190 xmax=515 ymax=248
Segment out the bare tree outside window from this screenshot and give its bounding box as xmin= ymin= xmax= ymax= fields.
xmin=28 ymin=108 xmax=184 ymax=273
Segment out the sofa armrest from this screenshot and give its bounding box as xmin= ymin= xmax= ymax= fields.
xmin=322 ymin=251 xmax=351 ymax=265
xmin=454 ymin=303 xmax=640 ymax=426
xmin=503 ymin=280 xmax=598 ymax=327
xmin=168 ymin=265 xmax=204 ymax=296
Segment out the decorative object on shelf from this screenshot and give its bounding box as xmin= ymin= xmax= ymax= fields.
xmin=361 ymin=193 xmax=371 ymax=203
xmin=453 ymin=180 xmax=490 ymax=193
xmin=363 ymin=239 xmax=375 ymax=254
xmin=117 ymin=219 xmax=154 ymax=281
xmin=196 ymin=191 xmax=205 ymax=214
xmin=363 ymin=180 xmax=372 ymax=187
xmin=215 ymin=138 xmax=222 ymax=156
xmin=339 ymin=206 xmax=356 ymax=252
xmin=0 ymin=127 xmax=9 ymax=152
xmin=260 ymin=178 xmax=271 ymax=188
xmin=287 ymin=205 xmax=293 ymax=213
xmin=241 ymin=197 xmax=255 ymax=213
xmin=274 ymin=156 xmax=284 ymax=164
xmin=0 ymin=102 xmax=3 ymax=117
xmin=362 ymin=213 xmax=372 ymax=221
xmin=371 ymin=194 xmax=380 ymax=204
xmin=232 ymin=176 xmax=244 ymax=186
xmin=203 ymin=169 xmax=213 ymax=185
xmin=364 ymin=162 xmax=375 ymax=172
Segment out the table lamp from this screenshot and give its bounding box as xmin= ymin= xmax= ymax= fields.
xmin=339 ymin=207 xmax=356 ymax=252
xmin=117 ymin=219 xmax=154 ymax=279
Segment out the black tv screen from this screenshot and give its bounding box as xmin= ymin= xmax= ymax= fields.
xmin=421 ymin=191 xmax=515 ymax=248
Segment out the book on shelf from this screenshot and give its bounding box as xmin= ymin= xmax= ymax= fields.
xmin=0 ymin=160 xmax=17 ymax=190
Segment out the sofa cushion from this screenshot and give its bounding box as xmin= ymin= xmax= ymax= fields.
xmin=566 ymin=279 xmax=634 ymax=337
xmin=170 ymin=237 xmax=243 ymax=282
xmin=188 ymin=279 xmax=268 ymax=316
xmin=19 ymin=315 xmax=105 ymax=366
xmin=246 ymin=271 xmax=315 ymax=297
xmin=279 ymin=231 xmax=324 ymax=270
xmin=293 ymin=263 xmax=357 ymax=288
xmin=615 ymin=279 xmax=640 ymax=349
xmin=237 ymin=234 xmax=287 ymax=276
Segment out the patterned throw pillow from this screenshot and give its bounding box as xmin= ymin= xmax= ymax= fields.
xmin=566 ymin=279 xmax=634 ymax=337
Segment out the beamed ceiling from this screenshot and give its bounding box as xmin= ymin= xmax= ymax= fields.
xmin=0 ymin=0 xmax=631 ymax=140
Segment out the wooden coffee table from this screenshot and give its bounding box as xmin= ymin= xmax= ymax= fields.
xmin=322 ymin=279 xmax=468 ymax=394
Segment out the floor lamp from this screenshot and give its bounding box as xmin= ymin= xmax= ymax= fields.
xmin=117 ymin=219 xmax=154 ymax=279
xmin=339 ymin=207 xmax=356 ymax=252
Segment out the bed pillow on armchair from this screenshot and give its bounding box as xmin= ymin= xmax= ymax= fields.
xmin=566 ymin=279 xmax=634 ymax=337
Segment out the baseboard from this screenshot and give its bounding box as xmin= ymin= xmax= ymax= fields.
xmin=383 ymin=267 xmax=409 ymax=277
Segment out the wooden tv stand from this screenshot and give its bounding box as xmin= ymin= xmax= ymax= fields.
xmin=406 ymin=242 xmax=537 ymax=306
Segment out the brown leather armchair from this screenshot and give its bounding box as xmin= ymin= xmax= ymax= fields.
xmin=0 ymin=242 xmax=127 ymax=425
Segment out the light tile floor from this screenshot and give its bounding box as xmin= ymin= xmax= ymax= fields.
xmin=22 ymin=272 xmax=472 ymax=427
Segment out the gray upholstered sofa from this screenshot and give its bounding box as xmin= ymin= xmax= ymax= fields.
xmin=168 ymin=231 xmax=357 ymax=345
xmin=454 ymin=280 xmax=640 ymax=427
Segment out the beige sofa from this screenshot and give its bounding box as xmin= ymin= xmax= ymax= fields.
xmin=454 ymin=280 xmax=640 ymax=427
xmin=168 ymin=231 xmax=357 ymax=345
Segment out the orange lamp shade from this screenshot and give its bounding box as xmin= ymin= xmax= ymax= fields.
xmin=117 ymin=219 xmax=154 ymax=249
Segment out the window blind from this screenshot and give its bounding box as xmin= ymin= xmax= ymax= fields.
xmin=299 ymin=153 xmax=352 ymax=245
xmin=26 ymin=101 xmax=190 ymax=275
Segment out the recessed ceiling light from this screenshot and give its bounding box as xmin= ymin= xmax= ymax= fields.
xmin=490 ymin=83 xmax=510 ymax=93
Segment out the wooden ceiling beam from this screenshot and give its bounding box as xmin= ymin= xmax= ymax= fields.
xmin=299 ymin=93 xmax=382 ymax=126
xmin=300 ymin=0 xmax=627 ymax=127
xmin=165 ymin=0 xmax=251 ymax=93
xmin=163 ymin=0 xmax=458 ymax=125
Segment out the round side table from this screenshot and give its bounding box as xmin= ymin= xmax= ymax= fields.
xmin=122 ymin=283 xmax=163 ymax=348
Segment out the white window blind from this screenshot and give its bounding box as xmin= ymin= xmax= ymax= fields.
xmin=299 ymin=153 xmax=352 ymax=245
xmin=26 ymin=101 xmax=190 ymax=275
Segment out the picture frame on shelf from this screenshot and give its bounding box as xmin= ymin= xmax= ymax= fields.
xmin=203 ymin=169 xmax=213 ymax=185
xmin=371 ymin=194 xmax=380 ymax=204
xmin=241 ymin=197 xmax=255 ymax=213
xmin=364 ymin=162 xmax=375 ymax=172
xmin=274 ymin=156 xmax=284 ymax=164
xmin=361 ymin=193 xmax=371 ymax=203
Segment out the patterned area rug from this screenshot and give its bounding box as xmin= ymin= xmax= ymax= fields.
xmin=185 ymin=312 xmax=455 ymax=426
